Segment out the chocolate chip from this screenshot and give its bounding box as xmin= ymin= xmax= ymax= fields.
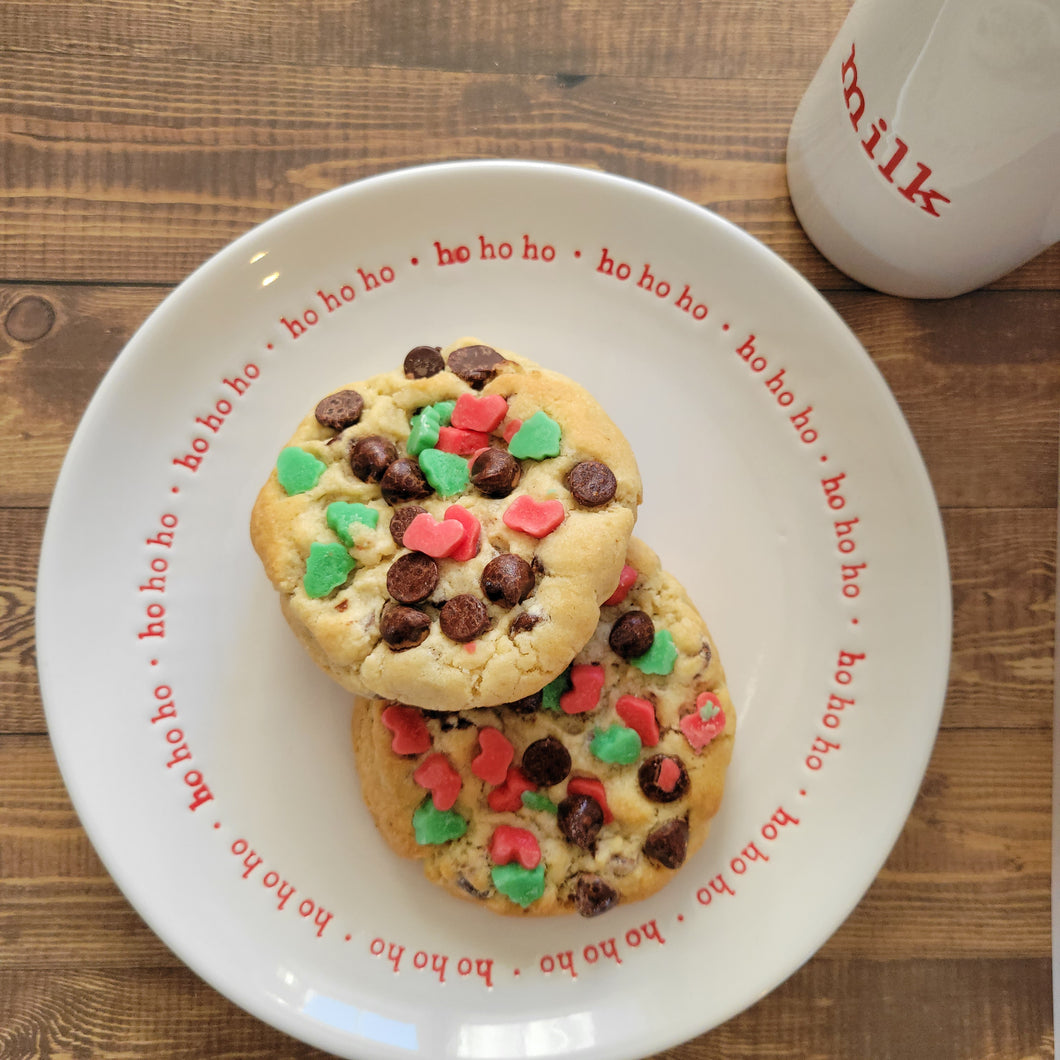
xmin=447 ymin=344 xmax=507 ymax=389
xmin=480 ymin=554 xmax=535 ymax=607
xmin=403 ymin=345 xmax=444 ymax=379
xmin=387 ymin=552 xmax=439 ymax=604
xmin=315 ymin=389 xmax=364 ymax=431
xmin=379 ymin=603 xmax=430 ymax=650
xmin=456 ymin=874 xmax=492 ymax=899
xmin=380 ymin=457 xmax=433 ymax=503
xmin=643 ymin=818 xmax=689 ymax=868
xmin=389 ymin=505 xmax=428 ymax=547
xmin=509 ymin=612 xmax=542 ymax=635
xmin=470 ymin=448 xmax=521 ymax=497
xmin=566 ymin=460 xmax=617 ymax=506
xmin=504 ymin=690 xmax=543 ymax=714
xmin=701 ymin=641 xmax=713 ymax=667
xmin=421 ymin=708 xmax=474 ymax=731
xmin=558 ymin=793 xmax=604 ymax=850
xmin=439 ymin=594 xmax=491 ymax=642
xmin=574 ymin=874 xmax=618 ymax=917
xmin=638 ymin=755 xmax=691 ymax=803
xmin=521 ymin=735 xmax=571 ymax=787
xmin=609 ymin=610 xmax=655 ymax=659
xmin=350 ymin=435 xmax=398 ymax=482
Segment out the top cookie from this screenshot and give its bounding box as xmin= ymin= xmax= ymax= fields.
xmin=251 ymin=339 xmax=642 ymax=710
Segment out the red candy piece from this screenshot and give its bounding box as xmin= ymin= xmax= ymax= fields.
xmin=413 ymin=753 xmax=462 ymax=810
xmin=487 ymin=765 xmax=536 ymax=813
xmin=503 ymin=495 xmax=565 ymax=538
xmin=437 ymin=425 xmax=491 ymax=456
xmin=559 ymin=663 xmax=605 ymax=714
xmin=604 ymin=564 xmax=638 ymax=606
xmin=680 ymin=691 xmax=727 ymax=752
xmin=656 ymin=757 xmax=683 ymax=794
xmin=567 ymin=775 xmax=614 ymax=823
xmin=471 ymin=726 xmax=514 ymax=785
xmin=402 ymin=512 xmax=464 ymax=557
xmin=452 ymin=393 xmax=508 ymax=433
xmin=501 ymin=419 xmax=522 ymax=444
xmin=614 ymin=694 xmax=660 ymax=746
xmin=381 ymin=704 xmax=432 ymax=755
xmin=444 ymin=503 xmax=481 ymax=561
xmin=489 ymin=825 xmax=541 ymax=870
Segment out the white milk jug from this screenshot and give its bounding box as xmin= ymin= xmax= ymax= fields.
xmin=786 ymin=0 xmax=1060 ymax=298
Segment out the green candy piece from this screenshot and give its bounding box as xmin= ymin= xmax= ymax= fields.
xmin=430 ymin=399 xmax=456 ymax=426
xmin=418 ymin=447 xmax=469 ymax=497
xmin=407 ymin=406 xmax=442 ymax=456
xmin=541 ymin=669 xmax=571 ymax=713
xmin=491 ymin=862 xmax=546 ymax=908
xmin=276 ymin=446 xmax=326 ymax=495
xmin=590 ymin=723 xmax=643 ymax=765
xmin=508 ymin=410 xmax=562 ymax=460
xmin=326 ymin=502 xmax=379 ymax=546
xmin=521 ymin=791 xmax=559 ymax=815
xmin=631 ymin=629 xmax=678 ymax=675
xmin=412 ymin=797 xmax=468 ymax=845
xmin=303 ymin=542 xmax=355 ymax=598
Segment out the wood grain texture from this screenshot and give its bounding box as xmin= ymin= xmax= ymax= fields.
xmin=652 ymin=959 xmax=1054 ymax=1060
xmin=1 ymin=1 xmax=1056 ymax=1056
xmin=0 ymin=59 xmax=800 ymax=284
xmin=0 ymin=968 xmax=333 ymax=1060
xmin=944 ymin=508 xmax=1056 ymax=729
xmin=1 ymin=0 xmax=852 ymax=77
xmin=823 ymin=728 xmax=1051 ymax=960
xmin=828 ymin=291 xmax=1060 ymax=510
xmin=0 ymin=285 xmax=166 ymax=507
xmin=0 ymin=509 xmax=42 ymax=735
xmin=0 ymin=961 xmax=1051 ymax=1060
xmin=2 ymin=55 xmax=1059 ymax=289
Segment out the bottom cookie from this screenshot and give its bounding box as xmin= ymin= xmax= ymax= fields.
xmin=351 ymin=537 xmax=736 ymax=917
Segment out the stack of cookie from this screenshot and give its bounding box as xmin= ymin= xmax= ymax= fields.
xmin=251 ymin=339 xmax=735 ymax=917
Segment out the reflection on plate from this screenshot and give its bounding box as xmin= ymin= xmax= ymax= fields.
xmin=37 ymin=161 xmax=950 ymax=1060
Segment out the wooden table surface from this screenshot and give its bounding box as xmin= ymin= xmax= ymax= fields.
xmin=2 ymin=2 xmax=1057 ymax=1058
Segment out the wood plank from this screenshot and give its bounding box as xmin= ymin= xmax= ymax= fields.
xmin=0 ymin=727 xmax=1048 ymax=968
xmin=0 ymin=968 xmax=331 ymax=1059
xmin=1 ymin=0 xmax=851 ymax=79
xmin=2 ymin=285 xmax=1058 ymax=510
xmin=828 ymin=291 xmax=1060 ymax=511
xmin=0 ymin=735 xmax=179 ymax=968
xmin=823 ymin=728 xmax=1051 ymax=960
xmin=666 ymin=958 xmax=1053 ymax=1060
xmin=0 ymin=61 xmax=796 ymax=285
xmin=0 ymin=509 xmax=44 ymax=734
xmin=0 ymin=285 xmax=167 ymax=507
xmin=3 ymin=56 xmax=1059 ymax=290
xmin=943 ymin=508 xmax=1056 ymax=730
xmin=0 ymin=958 xmax=1050 ymax=1060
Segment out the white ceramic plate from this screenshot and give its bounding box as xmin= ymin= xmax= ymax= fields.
xmin=37 ymin=161 xmax=951 ymax=1059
